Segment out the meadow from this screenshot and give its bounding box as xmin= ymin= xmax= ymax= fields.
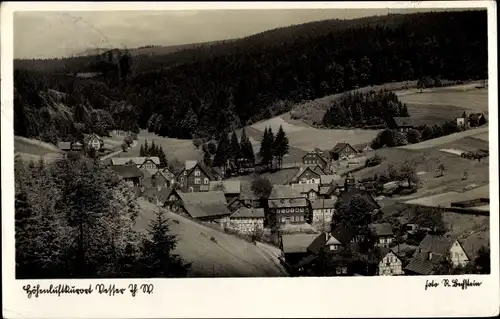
xmin=14 ymin=136 xmax=64 ymax=163
xmin=135 ymin=199 xmax=287 ymax=277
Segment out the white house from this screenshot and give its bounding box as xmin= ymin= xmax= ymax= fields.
xmin=377 ymin=249 xmax=405 ymax=276
xmin=229 ymin=207 xmax=265 ymax=234
xmin=310 ymin=199 xmax=336 ymax=226
xmin=85 ymin=133 xmax=104 ymax=151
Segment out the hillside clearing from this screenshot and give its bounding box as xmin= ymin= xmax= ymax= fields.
xmin=399 ymin=126 xmax=489 ymax=150
xmin=114 ymin=130 xmax=203 ymax=163
xmin=14 ymin=136 xmax=62 ymax=155
xmin=135 ymin=199 xmax=287 ymax=277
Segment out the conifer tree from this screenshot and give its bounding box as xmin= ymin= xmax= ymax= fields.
xmin=203 ymin=150 xmax=213 ymax=168
xmin=229 ymin=130 xmax=240 ymax=164
xmin=273 ymin=125 xmax=289 ymax=169
xmin=139 ymin=208 xmax=190 ymax=277
xmin=140 ymin=144 xmax=145 ymax=157
xmin=158 ymin=145 xmax=168 ymax=168
xmin=213 ymin=131 xmax=230 ymax=170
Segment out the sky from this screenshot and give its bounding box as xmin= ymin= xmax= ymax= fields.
xmin=13 ymin=8 xmax=470 ymax=59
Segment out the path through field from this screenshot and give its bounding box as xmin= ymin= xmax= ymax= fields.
xmin=399 ymin=126 xmax=488 ymax=150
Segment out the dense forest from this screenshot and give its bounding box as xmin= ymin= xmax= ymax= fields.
xmin=14 ymin=10 xmax=487 ymax=143
xmin=322 ymin=90 xmax=409 ymax=128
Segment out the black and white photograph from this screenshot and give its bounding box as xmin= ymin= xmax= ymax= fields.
xmin=2 ymin=1 xmax=498 ymax=318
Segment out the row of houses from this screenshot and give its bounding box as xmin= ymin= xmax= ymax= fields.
xmin=58 ymin=133 xmax=104 ymax=152
xmin=282 ymin=226 xmax=471 ymax=277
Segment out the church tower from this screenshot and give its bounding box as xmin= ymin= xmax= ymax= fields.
xmin=344 ymin=172 xmax=356 ymax=192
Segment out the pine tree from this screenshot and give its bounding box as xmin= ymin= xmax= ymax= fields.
xmin=203 ymin=150 xmax=213 ymax=168
xmin=158 ymin=146 xmax=168 ymax=168
xmin=213 ymin=131 xmax=230 ymax=170
xmin=240 ymin=128 xmax=255 ymax=165
xmin=264 ymin=127 xmax=275 ymax=169
xmin=140 ymin=144 xmax=145 ymax=157
xmin=229 ymin=131 xmax=240 ymax=164
xmin=139 ymin=208 xmax=190 ymax=277
xmin=144 ymin=140 xmax=149 ymax=156
xmin=273 ymin=125 xmax=289 ymax=169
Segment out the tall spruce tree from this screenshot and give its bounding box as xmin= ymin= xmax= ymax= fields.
xmin=273 ymin=125 xmax=289 ymax=169
xmin=158 ymin=146 xmax=168 ymax=168
xmin=213 ymin=131 xmax=230 ymax=171
xmin=240 ymin=128 xmax=255 ymax=165
xmin=229 ymin=131 xmax=241 ymax=164
xmin=139 ymin=208 xmax=190 ymax=277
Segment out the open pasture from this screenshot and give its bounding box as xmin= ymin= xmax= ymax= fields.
xmin=250 ymin=116 xmax=379 ymax=152
xmin=135 ymin=199 xmax=287 ymax=277
xmin=399 ymin=126 xmax=489 ymax=150
xmin=114 ymin=130 xmax=203 ymax=163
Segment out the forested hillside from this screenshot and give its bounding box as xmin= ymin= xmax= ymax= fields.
xmin=14 ymin=10 xmax=487 ymax=143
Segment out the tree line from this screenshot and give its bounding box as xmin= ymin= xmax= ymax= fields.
xmin=15 ymin=154 xmax=190 ymax=278
xmin=322 ymin=89 xmax=409 ymax=128
xmin=14 ymin=11 xmax=487 ymax=143
xmin=139 ymin=140 xmax=168 ymax=168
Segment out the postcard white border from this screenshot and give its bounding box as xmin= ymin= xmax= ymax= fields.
xmin=2 ymin=1 xmax=499 ymax=318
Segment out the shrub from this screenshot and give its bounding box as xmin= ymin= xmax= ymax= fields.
xmin=365 ymin=154 xmax=384 ymax=167
xmin=192 ymin=138 xmax=203 ymax=149
xmin=406 ymin=129 xmax=422 ymax=144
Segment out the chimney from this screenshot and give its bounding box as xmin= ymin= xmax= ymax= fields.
xmin=428 ymin=252 xmax=433 ymax=260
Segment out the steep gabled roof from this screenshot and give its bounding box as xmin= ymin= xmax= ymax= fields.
xmin=405 ymin=252 xmax=444 ymax=275
xmin=320 ymin=174 xmax=341 ymax=185
xmin=302 ymin=151 xmax=328 ymax=164
xmin=269 ymin=185 xmax=304 ymax=199
xmin=110 ymin=165 xmax=144 ymax=179
xmin=369 ymin=223 xmax=394 ymax=237
xmin=414 ymin=234 xmax=455 ymax=256
xmin=289 ymin=166 xmax=321 ymax=184
xmin=177 ymin=190 xmax=227 ymax=205
xmin=331 ymin=142 xmax=354 ymax=154
xmin=142 ymin=186 xmax=174 ymax=203
xmin=307 ymin=233 xmax=328 ymax=255
xmin=330 ymin=226 xmax=358 ymax=245
xmin=231 ymin=207 xmax=265 ymax=219
xmin=310 ymin=199 xmax=336 ymax=210
xmin=291 ymin=183 xmax=320 ymax=194
xmin=186 ymin=162 xmax=216 ymax=180
xmin=282 ymin=234 xmax=319 ymax=254
xmin=338 ymin=189 xmax=380 ymax=210
xmin=268 ymin=198 xmax=308 ymax=209
xmin=183 ymin=203 xmax=230 ymax=219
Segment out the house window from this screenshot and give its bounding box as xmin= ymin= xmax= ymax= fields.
xmin=194 ymin=178 xmax=201 ymax=184
xmin=342 ymin=267 xmax=347 ymax=274
xmin=281 ymin=217 xmax=286 ymax=223
xmin=194 ymin=170 xmax=201 ymax=177
xmin=300 ymin=216 xmax=304 ymax=222
xmin=204 ymin=178 xmax=209 ymax=184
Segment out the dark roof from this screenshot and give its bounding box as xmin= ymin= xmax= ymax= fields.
xmin=110 ymin=165 xmax=144 ymax=179
xmin=310 ymin=199 xmax=336 ymax=210
xmin=231 ymin=207 xmax=265 ymax=219
xmin=414 ymin=234 xmax=455 ymax=256
xmin=141 ymin=187 xmax=174 ymax=203
xmin=281 ymin=234 xmax=319 ymax=254
xmin=269 ymin=185 xmax=304 ymax=199
xmin=289 ymin=166 xmax=321 ymax=183
xmin=405 ymin=252 xmax=444 ymax=275
xmin=177 ymin=191 xmax=227 ymax=206
xmin=295 ymin=254 xmax=318 ymax=268
xmin=307 ymin=232 xmax=329 ymax=255
xmin=392 ymin=117 xmax=413 ymax=127
xmin=187 ymin=162 xmax=216 ymax=180
xmin=369 ymin=223 xmax=394 ymax=237
xmin=330 ymin=226 xmax=357 ymax=245
xmin=83 ymin=133 xmax=103 ymax=144
xmin=338 ymin=189 xmax=380 ymax=210
xmin=469 ymin=113 xmax=485 ymax=121
xmin=375 ymin=247 xmax=401 ymax=262
xmin=302 ymin=151 xmax=328 ymax=164
xmin=239 ymin=181 xmax=258 ymax=201
xmin=390 ymin=244 xmax=418 ymax=257
xmin=331 ymin=143 xmax=354 ymax=154
xmin=183 ymin=203 xmax=230 ymax=219
xmin=319 ymin=184 xmax=339 ymax=196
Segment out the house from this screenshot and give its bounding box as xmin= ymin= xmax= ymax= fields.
xmin=302 ymin=151 xmax=328 ymax=170
xmin=280 ymin=233 xmax=320 ymax=265
xmin=291 ymin=183 xmax=320 ymax=200
xmin=269 ymin=185 xmax=305 ymax=200
xmin=149 ymin=170 xmax=173 ymax=189
xmin=405 ymin=234 xmax=470 ymax=275
xmin=72 ymin=141 xmax=83 ymax=151
xmin=57 ymin=142 xmax=72 ymax=151
xmin=110 ymin=157 xmax=160 ymax=168
xmin=170 ymin=190 xmax=230 ymax=223
xmin=310 ymin=199 xmax=336 ymax=228
xmin=139 ymin=157 xmax=161 ymax=170
xmin=391 ymin=243 xmax=418 ymax=262
xmin=376 ymin=248 xmax=405 ymax=276
xmin=209 ymin=180 xmax=241 ymax=203
xmin=141 ymin=186 xmax=174 ymax=207
xmin=84 ymin=133 xmax=104 ymax=151
xmin=320 ymin=174 xmax=341 ymax=188
xmin=468 ymin=113 xmax=487 ymax=127
xmin=228 ymin=207 xmax=265 ymax=234
xmin=227 ymin=197 xmax=249 ymax=213
xmin=112 ymin=130 xmax=131 ymax=137
xmin=369 ymin=223 xmax=395 ymax=248
xmin=319 ymin=183 xmax=341 ymax=200
xmin=110 ymin=165 xmax=144 ymax=187
xmin=390 ymin=117 xmax=414 ymax=132
xmin=329 ymin=143 xmax=358 ymax=161
xmin=288 ymin=166 xmax=322 ymax=185
xmin=362 ymin=144 xmax=374 ymax=155
xmin=239 ymin=181 xmax=260 ymax=208
xmin=456 ymin=111 xmax=468 ymax=128
xmin=269 ymin=198 xmax=309 ymax=225
xmin=329 ymin=226 xmax=361 ymax=249
xmin=177 ymin=162 xmax=220 ymax=192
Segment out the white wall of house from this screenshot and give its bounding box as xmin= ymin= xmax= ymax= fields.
xmin=313 ymin=208 xmax=334 ymax=223
xmin=449 ymin=241 xmax=470 ymax=267
xmin=229 ymin=218 xmax=264 ymax=233
xmin=378 ymin=251 xmax=405 ymax=276
xmin=375 ymin=236 xmax=394 ymax=248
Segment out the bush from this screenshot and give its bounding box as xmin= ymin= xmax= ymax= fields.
xmin=365 ymin=154 xmax=384 ymax=167
xmin=193 ymin=138 xmax=203 ymax=149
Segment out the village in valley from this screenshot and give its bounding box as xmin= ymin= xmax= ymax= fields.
xmin=13 ymin=9 xmax=490 ymax=279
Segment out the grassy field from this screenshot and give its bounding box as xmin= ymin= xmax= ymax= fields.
xmin=114 ymin=130 xmax=203 ymax=164
xmin=14 ymin=136 xmax=64 ymax=163
xmin=353 ymin=139 xmax=489 ymax=199
xmin=399 ymin=126 xmax=489 ymax=150
xmin=135 ymin=199 xmax=287 ymax=277
xmin=249 ymin=116 xmax=379 ymax=152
